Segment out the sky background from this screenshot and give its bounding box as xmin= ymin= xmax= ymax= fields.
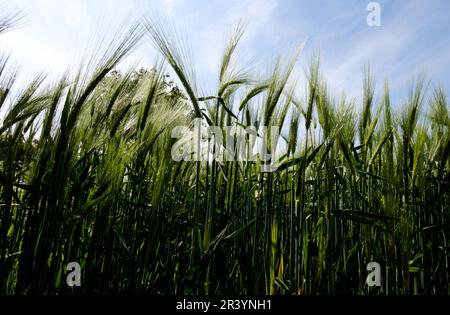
xmin=1 ymin=0 xmax=450 ymax=109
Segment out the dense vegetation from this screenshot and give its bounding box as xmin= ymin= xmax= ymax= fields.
xmin=0 ymin=18 xmax=449 ymax=295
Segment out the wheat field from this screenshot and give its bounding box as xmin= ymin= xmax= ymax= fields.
xmin=0 ymin=15 xmax=449 ymax=295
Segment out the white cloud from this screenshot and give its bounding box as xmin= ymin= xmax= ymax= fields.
xmin=3 ymin=0 xmax=449 ymax=104
xmin=195 ymin=0 xmax=279 ymax=76
xmin=318 ymin=0 xmax=448 ymax=105
xmin=161 ymin=0 xmax=180 ymax=15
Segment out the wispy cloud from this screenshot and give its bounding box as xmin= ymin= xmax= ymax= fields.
xmin=161 ymin=0 xmax=179 ymax=15
xmin=317 ymin=0 xmax=450 ymax=104
xmin=2 ymin=0 xmax=449 ymax=105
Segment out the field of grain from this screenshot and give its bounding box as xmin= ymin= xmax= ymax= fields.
xmin=0 ymin=15 xmax=449 ymax=295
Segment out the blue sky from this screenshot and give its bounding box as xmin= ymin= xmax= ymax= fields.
xmin=2 ymin=0 xmax=450 ymax=107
